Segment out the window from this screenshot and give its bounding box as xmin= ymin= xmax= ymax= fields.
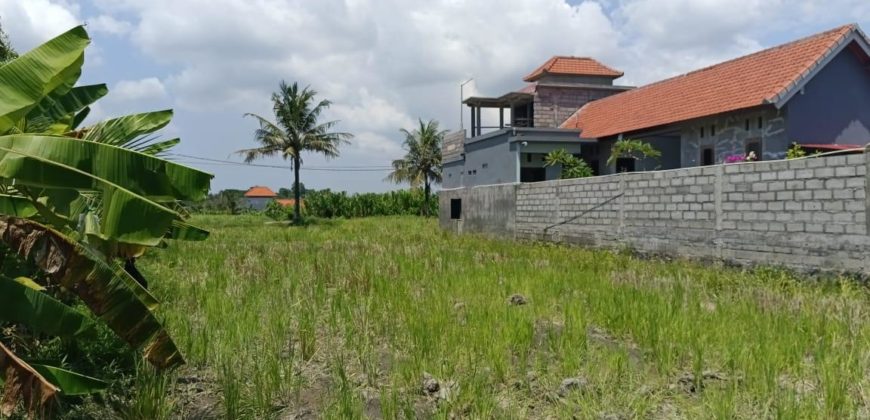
xmin=701 ymin=147 xmax=715 ymax=166
xmin=710 ymin=125 xmax=716 ymax=136
xmin=526 ymin=153 xmax=532 ymax=163
xmin=745 ymin=119 xmax=750 ymax=131
xmin=450 ymin=199 xmax=462 ymax=219
xmin=757 ymin=116 xmax=763 ymax=129
xmin=616 ymin=158 xmax=635 ymax=173
xmin=520 ymin=167 xmax=546 ymax=182
xmin=700 ymin=127 xmax=705 ymax=138
xmin=482 ymin=163 xmax=488 ymax=169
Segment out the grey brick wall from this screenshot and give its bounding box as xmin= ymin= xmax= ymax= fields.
xmin=441 ymin=151 xmax=870 ymax=274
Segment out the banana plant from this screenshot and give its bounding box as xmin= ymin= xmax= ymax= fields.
xmin=0 ymin=26 xmax=212 ymax=415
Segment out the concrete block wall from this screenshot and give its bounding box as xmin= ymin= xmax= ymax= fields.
xmin=439 ymin=183 xmax=518 ymax=238
xmin=441 ymin=151 xmax=870 ymax=274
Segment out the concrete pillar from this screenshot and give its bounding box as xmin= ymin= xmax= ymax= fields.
xmin=865 ymin=145 xmax=870 ymax=233
xmin=714 ymin=165 xmax=724 ymax=258
xmin=618 ymin=173 xmax=625 ymax=240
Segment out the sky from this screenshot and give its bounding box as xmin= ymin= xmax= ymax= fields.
xmin=1 ymin=0 xmax=869 ymax=193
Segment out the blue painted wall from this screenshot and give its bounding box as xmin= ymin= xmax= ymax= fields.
xmin=786 ymin=46 xmax=870 ymax=145
xmin=442 ymin=130 xmax=517 ymax=189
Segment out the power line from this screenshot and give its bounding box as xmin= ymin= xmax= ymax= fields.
xmin=170 ymin=153 xmax=393 ymax=171
xmin=174 ymin=160 xmax=393 ymax=172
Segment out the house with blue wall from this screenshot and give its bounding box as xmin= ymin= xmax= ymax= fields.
xmin=443 ymin=23 xmax=870 ymax=190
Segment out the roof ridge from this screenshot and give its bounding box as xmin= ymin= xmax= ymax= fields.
xmin=575 ymin=23 xmax=856 ymax=116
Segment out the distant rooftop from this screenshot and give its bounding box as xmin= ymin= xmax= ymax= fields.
xmin=523 ymin=56 xmax=624 ymax=82
xmin=244 ymin=186 xmax=277 ymax=198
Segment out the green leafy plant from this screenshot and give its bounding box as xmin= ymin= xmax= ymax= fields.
xmin=0 ymin=26 xmax=211 ymax=415
xmin=386 ymin=119 xmax=445 ymax=216
xmin=263 ymin=200 xmax=291 ymax=221
xmin=786 ymin=142 xmax=806 ymax=159
xmin=543 ymin=148 xmax=594 ymax=179
xmin=606 ymin=139 xmax=662 ymax=168
xmin=237 ymin=82 xmax=352 ymax=225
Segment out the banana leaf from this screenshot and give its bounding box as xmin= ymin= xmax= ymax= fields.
xmin=0 ymin=342 xmax=59 ymax=417
xmin=136 ymin=137 xmax=179 ymax=156
xmin=71 ymin=107 xmax=90 ymax=130
xmin=25 ymin=84 xmax=108 ymax=132
xmin=82 ymin=110 xmax=172 ymax=147
xmin=0 ymin=276 xmax=95 ymax=338
xmin=0 ymin=26 xmax=88 ymax=133
xmin=0 ymin=135 xmax=212 ymax=245
xmin=29 ymin=364 xmax=107 ymax=396
xmin=168 ymin=219 xmax=209 ymax=241
xmin=0 ymin=217 xmax=183 ymax=369
xmin=14 ymin=277 xmax=46 ymax=291
xmin=0 ymin=194 xmax=38 ymax=218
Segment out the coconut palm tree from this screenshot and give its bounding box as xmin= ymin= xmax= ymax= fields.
xmin=238 ymin=81 xmax=352 ymax=224
xmin=387 ymin=119 xmax=445 ymax=216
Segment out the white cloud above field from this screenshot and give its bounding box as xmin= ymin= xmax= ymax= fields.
xmin=1 ymin=0 xmax=869 ymax=191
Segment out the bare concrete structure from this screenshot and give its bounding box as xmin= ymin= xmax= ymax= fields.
xmin=440 ymin=150 xmax=870 ymax=274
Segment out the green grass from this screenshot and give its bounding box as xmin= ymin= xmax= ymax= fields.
xmin=136 ymin=214 xmax=870 ymax=419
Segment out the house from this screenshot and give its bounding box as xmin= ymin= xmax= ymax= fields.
xmin=244 ymin=186 xmax=278 ymax=210
xmin=443 ymin=56 xmax=633 ymax=188
xmin=443 ymin=24 xmax=870 ymax=189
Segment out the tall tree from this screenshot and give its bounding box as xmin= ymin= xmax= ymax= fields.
xmin=238 ymin=81 xmax=351 ymax=224
xmin=0 ymin=22 xmax=16 ymax=65
xmin=387 ymin=119 xmax=445 ymax=216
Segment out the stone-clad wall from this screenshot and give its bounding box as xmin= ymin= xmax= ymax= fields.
xmin=441 ymin=151 xmax=870 ymax=274
xmin=442 ymin=130 xmax=466 ymax=163
xmin=532 ymin=86 xmax=620 ymax=128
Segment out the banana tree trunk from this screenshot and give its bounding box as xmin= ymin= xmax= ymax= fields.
xmin=293 ymin=156 xmax=302 ymax=224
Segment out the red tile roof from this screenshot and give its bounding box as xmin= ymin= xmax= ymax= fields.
xmin=523 ymin=56 xmax=623 ymax=82
xmin=561 ymin=24 xmax=862 ymax=138
xmin=244 ymin=186 xmax=277 ymax=197
xmin=800 ymin=143 xmax=864 ymax=151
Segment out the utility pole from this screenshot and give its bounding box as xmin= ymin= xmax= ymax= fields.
xmin=460 ymin=78 xmax=473 ymax=131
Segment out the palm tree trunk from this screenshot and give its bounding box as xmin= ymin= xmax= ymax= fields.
xmin=423 ymin=178 xmax=431 ymax=217
xmin=293 ymin=156 xmax=302 ymax=224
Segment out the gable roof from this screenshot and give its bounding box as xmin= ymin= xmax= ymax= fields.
xmin=244 ymin=186 xmax=277 ymax=198
xmin=524 ymin=56 xmax=623 ymax=82
xmin=561 ymin=24 xmax=869 ymax=138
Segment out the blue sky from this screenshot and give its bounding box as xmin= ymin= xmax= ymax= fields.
xmin=2 ymin=0 xmax=869 ymax=193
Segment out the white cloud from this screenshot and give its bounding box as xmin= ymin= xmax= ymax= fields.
xmin=0 ymin=0 xmax=80 ymax=51
xmin=87 ymin=14 xmax=132 ymax=35
xmin=112 ymin=77 xmax=167 ymax=102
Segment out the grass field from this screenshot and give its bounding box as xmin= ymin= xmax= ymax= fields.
xmin=133 ymin=215 xmax=870 ymax=419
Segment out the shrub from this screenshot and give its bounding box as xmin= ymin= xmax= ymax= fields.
xmin=786 ymin=143 xmax=806 ymax=159
xmin=264 ymin=200 xmax=291 ymax=220
xmin=606 ymin=139 xmax=661 ymax=167
xmin=543 ymin=149 xmax=594 ymax=179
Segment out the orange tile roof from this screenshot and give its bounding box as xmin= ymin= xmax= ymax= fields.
xmin=244 ymin=186 xmax=277 ymax=197
xmin=524 ymin=56 xmax=623 ymax=82
xmin=275 ymin=198 xmax=303 ymax=207
xmin=561 ymin=24 xmax=862 ymax=138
